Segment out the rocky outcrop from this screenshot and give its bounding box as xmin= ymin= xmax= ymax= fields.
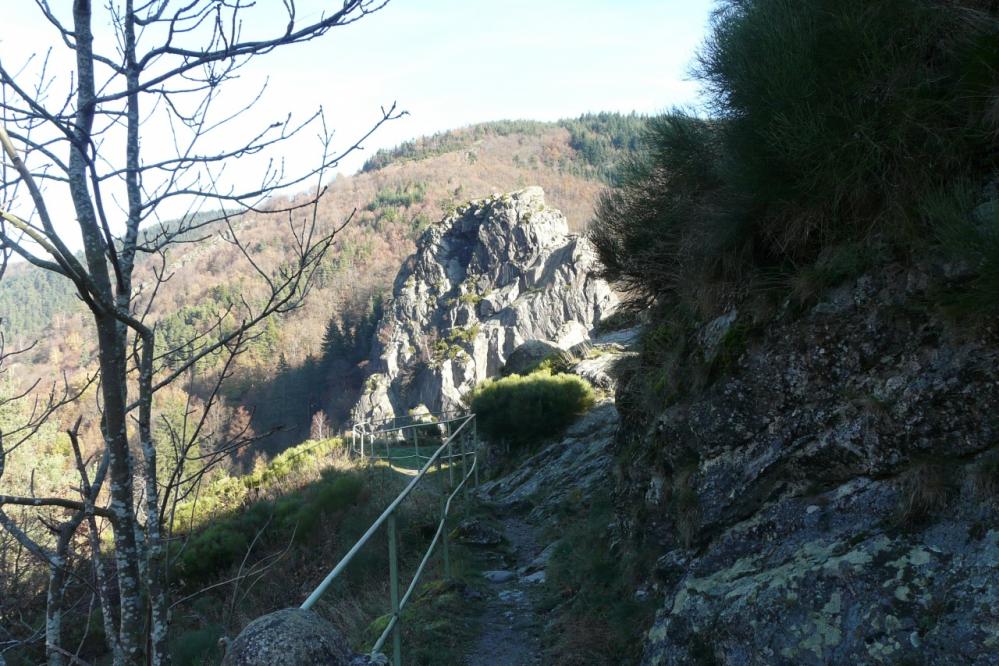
xmin=352 ymin=187 xmax=618 ymax=423
xmin=629 ymin=266 xmax=999 ymax=664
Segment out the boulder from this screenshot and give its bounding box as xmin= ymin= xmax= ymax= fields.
xmin=222 ymin=608 xmax=354 ymax=666
xmin=453 ymin=518 xmax=504 ymax=546
xmin=501 ymin=339 xmax=563 ymax=376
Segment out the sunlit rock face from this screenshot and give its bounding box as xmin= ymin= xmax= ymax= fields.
xmin=352 ymin=187 xmax=617 ymax=423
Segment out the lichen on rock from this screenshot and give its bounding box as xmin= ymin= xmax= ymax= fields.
xmin=633 ymin=265 xmax=999 ymax=664
xmin=222 ymin=608 xmax=356 ymax=666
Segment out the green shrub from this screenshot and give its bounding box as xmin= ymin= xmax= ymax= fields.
xmin=366 ymin=182 xmax=427 ymax=210
xmin=591 ymin=0 xmax=999 ymax=418
xmin=591 ymin=111 xmax=733 ymax=307
xmin=171 ymin=625 xmax=223 ymax=666
xmin=175 ymin=524 xmax=253 ymax=583
xmin=925 ymin=182 xmax=999 ymax=315
xmin=277 ymin=473 xmax=364 ymax=541
xmin=468 ymin=369 xmax=595 ymax=448
xmin=592 ymin=0 xmax=999 ymax=307
xmin=698 ymin=0 xmax=998 ymax=254
xmin=174 ymin=463 xmax=363 ymax=583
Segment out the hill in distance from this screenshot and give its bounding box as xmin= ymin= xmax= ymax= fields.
xmin=0 ymin=113 xmax=645 ymax=462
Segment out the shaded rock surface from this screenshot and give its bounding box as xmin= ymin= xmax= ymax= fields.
xmin=352 ymin=187 xmax=618 ymax=423
xmin=479 ymin=400 xmax=619 ymax=523
xmin=630 ymin=265 xmax=999 ymax=664
xmin=453 ymin=518 xmax=504 ymax=546
xmin=501 ymin=339 xmax=564 ymax=376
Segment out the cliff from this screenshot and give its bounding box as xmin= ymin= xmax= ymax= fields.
xmin=628 ymin=265 xmax=999 ymax=664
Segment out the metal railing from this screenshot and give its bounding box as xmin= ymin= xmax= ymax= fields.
xmin=302 ymin=411 xmax=479 ymax=666
xmin=350 ymin=409 xmax=468 ymax=466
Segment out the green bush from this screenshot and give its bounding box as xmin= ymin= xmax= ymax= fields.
xmin=592 ymin=0 xmax=999 ymax=306
xmin=925 ymin=182 xmax=999 ymax=315
xmin=468 ymin=370 xmax=595 ymax=448
xmin=174 ymin=461 xmax=363 ymax=583
xmin=171 ymin=625 xmax=223 ymax=665
xmin=698 ymin=0 xmax=998 ymax=253
xmin=590 ymin=112 xmax=733 ymax=306
xmin=276 ymin=473 xmax=364 ymax=541
xmin=175 ymin=524 xmax=254 ymax=583
xmin=366 ymin=182 xmax=427 ymax=210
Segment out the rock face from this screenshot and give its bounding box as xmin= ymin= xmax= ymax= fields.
xmin=630 ymin=266 xmax=999 ymax=664
xmin=352 ymin=187 xmax=618 ymax=423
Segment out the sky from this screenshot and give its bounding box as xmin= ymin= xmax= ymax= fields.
xmin=0 ymin=0 xmax=715 ymax=246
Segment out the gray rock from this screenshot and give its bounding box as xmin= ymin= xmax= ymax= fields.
xmin=484 ymin=570 xmax=516 ymax=584
xmin=523 ymin=541 xmax=559 ymax=575
xmin=632 ymin=265 xmax=999 ymax=664
xmin=499 ymin=589 xmax=526 ymax=602
xmin=573 ymin=347 xmax=635 ymax=392
xmin=453 ymin=518 xmax=504 ymax=546
xmin=522 ymin=570 xmax=546 ymax=585
xmin=351 ymin=187 xmax=619 ymax=423
xmin=478 ymin=402 xmax=619 ymax=523
xmin=222 ymin=608 xmax=353 ymax=666
xmin=698 ymin=308 xmax=738 ymax=363
xmin=501 ymin=339 xmax=563 ymax=376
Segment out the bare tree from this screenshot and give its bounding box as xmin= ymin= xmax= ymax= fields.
xmin=0 ymin=1 xmax=401 ymax=663
xmin=310 ymin=409 xmax=331 ymax=440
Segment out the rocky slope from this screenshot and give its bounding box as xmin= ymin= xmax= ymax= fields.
xmin=626 ymin=266 xmax=999 ymax=664
xmin=352 ymin=187 xmax=618 ymax=423
xmin=343 ymin=183 xmax=999 ymax=664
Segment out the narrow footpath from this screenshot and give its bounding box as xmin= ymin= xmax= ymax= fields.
xmin=461 ymin=510 xmax=546 ymax=666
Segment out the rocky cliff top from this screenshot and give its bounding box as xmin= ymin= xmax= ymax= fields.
xmin=352 ymin=187 xmax=618 ymax=423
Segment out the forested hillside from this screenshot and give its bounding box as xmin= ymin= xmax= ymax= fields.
xmin=0 ymin=114 xmax=644 ymax=463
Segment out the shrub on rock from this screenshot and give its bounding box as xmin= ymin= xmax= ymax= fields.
xmin=468 ymin=369 xmax=595 ymax=449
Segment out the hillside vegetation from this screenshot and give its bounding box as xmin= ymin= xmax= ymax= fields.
xmin=0 ymin=114 xmax=643 ymax=465
xmin=592 ymin=0 xmax=999 ymax=411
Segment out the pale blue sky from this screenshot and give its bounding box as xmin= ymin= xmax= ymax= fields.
xmin=1 ymin=1 xmax=715 ymax=242
xmin=269 ymin=0 xmax=717 ymax=172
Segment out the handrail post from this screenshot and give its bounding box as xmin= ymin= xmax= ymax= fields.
xmin=459 ymin=429 xmax=468 ymax=509
xmin=387 ymin=514 xmax=402 ymax=666
xmin=447 ymin=427 xmax=454 ymax=493
xmin=414 ymin=425 xmax=420 ymax=462
xmin=473 ymin=418 xmax=480 ymax=489
xmin=441 ymin=493 xmax=451 ymax=580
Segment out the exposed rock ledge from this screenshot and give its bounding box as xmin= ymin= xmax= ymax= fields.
xmin=632 ymin=266 xmax=999 ymax=664
xmin=352 ymin=187 xmax=618 ymax=423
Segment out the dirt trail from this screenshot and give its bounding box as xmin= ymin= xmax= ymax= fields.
xmin=462 ymin=512 xmax=545 ymax=666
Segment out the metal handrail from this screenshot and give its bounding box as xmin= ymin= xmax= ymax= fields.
xmin=350 ymin=410 xmax=471 ymax=465
xmin=301 ymin=412 xmax=479 ymax=666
